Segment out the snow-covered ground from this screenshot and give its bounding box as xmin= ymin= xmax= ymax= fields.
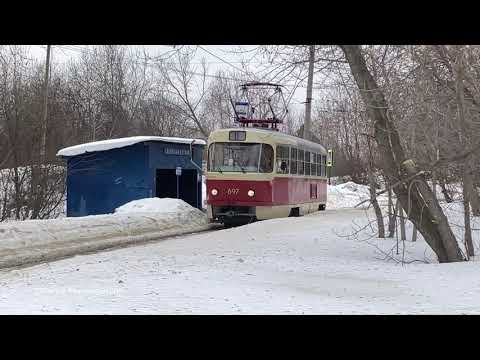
xmin=0 ymin=203 xmax=479 ymax=314
xmin=0 ymin=180 xmax=478 ymax=314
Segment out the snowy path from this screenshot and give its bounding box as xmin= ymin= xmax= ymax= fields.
xmin=0 ymin=208 xmax=479 ymax=314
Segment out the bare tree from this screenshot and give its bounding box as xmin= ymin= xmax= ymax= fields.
xmin=366 ymin=132 xmax=384 ymax=238
xmin=340 ymin=45 xmax=464 ymax=263
xmin=155 ymin=47 xmax=209 ymax=138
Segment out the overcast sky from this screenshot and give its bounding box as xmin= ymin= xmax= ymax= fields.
xmin=25 ymin=45 xmax=332 ymax=113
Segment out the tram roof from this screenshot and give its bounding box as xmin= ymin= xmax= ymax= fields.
xmin=208 ymin=128 xmax=327 ymax=154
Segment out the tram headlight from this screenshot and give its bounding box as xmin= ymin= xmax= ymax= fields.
xmin=247 ymin=189 xmax=255 ymax=197
xmin=211 ymin=188 xmax=218 ymax=196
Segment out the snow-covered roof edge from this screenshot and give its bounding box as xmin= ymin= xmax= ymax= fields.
xmin=56 ymin=136 xmax=206 ymax=157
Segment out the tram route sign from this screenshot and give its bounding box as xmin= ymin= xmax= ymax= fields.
xmin=176 ymin=167 xmax=182 ymax=176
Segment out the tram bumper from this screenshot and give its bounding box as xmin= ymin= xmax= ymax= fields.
xmin=208 ymin=205 xmax=256 ymax=225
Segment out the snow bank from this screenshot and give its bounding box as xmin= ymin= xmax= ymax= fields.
xmin=0 ymin=199 xmax=209 ymax=269
xmin=57 ymin=136 xmax=206 ymax=157
xmin=326 ymin=180 xmax=465 ymax=211
xmin=327 ymin=181 xmax=388 ymax=209
xmin=115 ymin=198 xmax=204 ymax=216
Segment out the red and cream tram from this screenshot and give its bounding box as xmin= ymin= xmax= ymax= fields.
xmin=206 ymin=127 xmax=329 ymax=226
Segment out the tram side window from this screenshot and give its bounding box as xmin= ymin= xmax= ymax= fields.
xmin=316 ymin=153 xmax=321 ymax=176
xmin=312 ymin=152 xmax=316 ymax=176
xmin=319 ymin=154 xmax=323 ymax=176
xmin=321 ymin=155 xmax=326 ymax=177
xmin=317 ymin=154 xmax=322 ymax=176
xmin=305 ymin=151 xmax=311 ymax=176
xmin=324 ymin=154 xmax=328 ymax=177
xmin=259 ymin=144 xmax=274 ymax=173
xmin=298 ymin=149 xmax=305 ymax=175
xmin=290 ymin=148 xmax=297 ymax=174
xmin=276 ymin=145 xmax=290 ymax=174
xmin=318 ymin=154 xmax=322 ymax=176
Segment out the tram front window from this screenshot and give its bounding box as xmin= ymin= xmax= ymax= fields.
xmin=208 ymin=143 xmax=273 ymax=173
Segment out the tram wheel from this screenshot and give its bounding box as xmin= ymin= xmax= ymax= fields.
xmin=289 ymin=207 xmax=300 ymax=217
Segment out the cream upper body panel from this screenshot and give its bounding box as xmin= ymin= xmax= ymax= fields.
xmin=207 ymin=128 xmax=328 ymax=155
xmin=206 ymin=127 xmax=328 ymax=180
xmin=206 ymin=172 xmax=274 ymax=181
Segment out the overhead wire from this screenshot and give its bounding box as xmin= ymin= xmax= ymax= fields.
xmin=41 ymin=45 xmax=342 ymax=90
xmin=57 ymin=45 xmax=264 ymax=66
xmin=51 ymin=45 xmax=343 ymax=108
xmin=197 ymin=45 xmax=255 ymax=81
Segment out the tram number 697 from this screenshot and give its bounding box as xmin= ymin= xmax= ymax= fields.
xmin=227 ymin=188 xmax=239 ymax=196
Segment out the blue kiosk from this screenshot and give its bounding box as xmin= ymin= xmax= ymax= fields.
xmin=57 ymin=136 xmax=206 ymax=217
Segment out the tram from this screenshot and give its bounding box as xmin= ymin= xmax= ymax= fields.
xmin=205 ymin=82 xmax=331 ymax=227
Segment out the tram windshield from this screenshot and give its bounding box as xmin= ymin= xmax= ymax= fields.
xmin=208 ymin=142 xmax=273 ymax=173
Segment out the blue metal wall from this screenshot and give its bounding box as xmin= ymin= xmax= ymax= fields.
xmin=65 ymin=141 xmax=204 ymax=217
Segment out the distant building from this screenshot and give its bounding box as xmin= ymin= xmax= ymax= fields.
xmin=57 ymin=136 xmax=205 ymax=217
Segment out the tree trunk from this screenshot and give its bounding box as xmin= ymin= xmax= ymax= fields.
xmin=439 ymin=177 xmax=453 ymax=203
xmin=412 ymin=224 xmax=417 ymax=242
xmin=464 ymin=162 xmax=480 ymax=216
xmin=463 ymin=167 xmax=475 ymax=258
xmin=369 ymin=169 xmax=385 ymax=238
xmin=471 ymin=186 xmax=480 ymax=217
xmin=398 ymin=200 xmax=406 ymax=241
xmin=454 ymin=47 xmax=480 ymax=219
xmin=431 ymin=168 xmax=437 ymax=200
xmin=340 ymin=45 xmax=464 ymax=263
xmin=387 ymin=186 xmax=395 ymax=237
xmin=13 ymin=166 xmax=20 ymax=220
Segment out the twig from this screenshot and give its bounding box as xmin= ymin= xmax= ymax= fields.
xmin=354 ymin=171 xmax=425 ymax=208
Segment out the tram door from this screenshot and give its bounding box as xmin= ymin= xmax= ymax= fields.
xmin=155 ymin=169 xmax=198 ymax=208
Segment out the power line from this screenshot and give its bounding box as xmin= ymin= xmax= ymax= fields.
xmin=56 ymin=45 xmax=265 ymax=65
xmin=54 ymin=45 xmax=251 ymax=84
xmin=197 ymin=45 xmax=255 ymax=80
xmin=56 ymin=45 xmax=84 ymax=52
xmin=50 ymin=45 xmax=342 ymax=105
xmin=50 ymin=45 xmax=344 ymax=92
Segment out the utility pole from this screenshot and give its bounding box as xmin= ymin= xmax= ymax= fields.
xmin=32 ymin=45 xmax=51 ymax=219
xmin=304 ymin=45 xmax=315 ymax=141
xmin=41 ymin=45 xmax=51 ymax=162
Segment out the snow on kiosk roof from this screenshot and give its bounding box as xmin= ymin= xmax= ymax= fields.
xmin=57 ymin=136 xmax=207 ymax=157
